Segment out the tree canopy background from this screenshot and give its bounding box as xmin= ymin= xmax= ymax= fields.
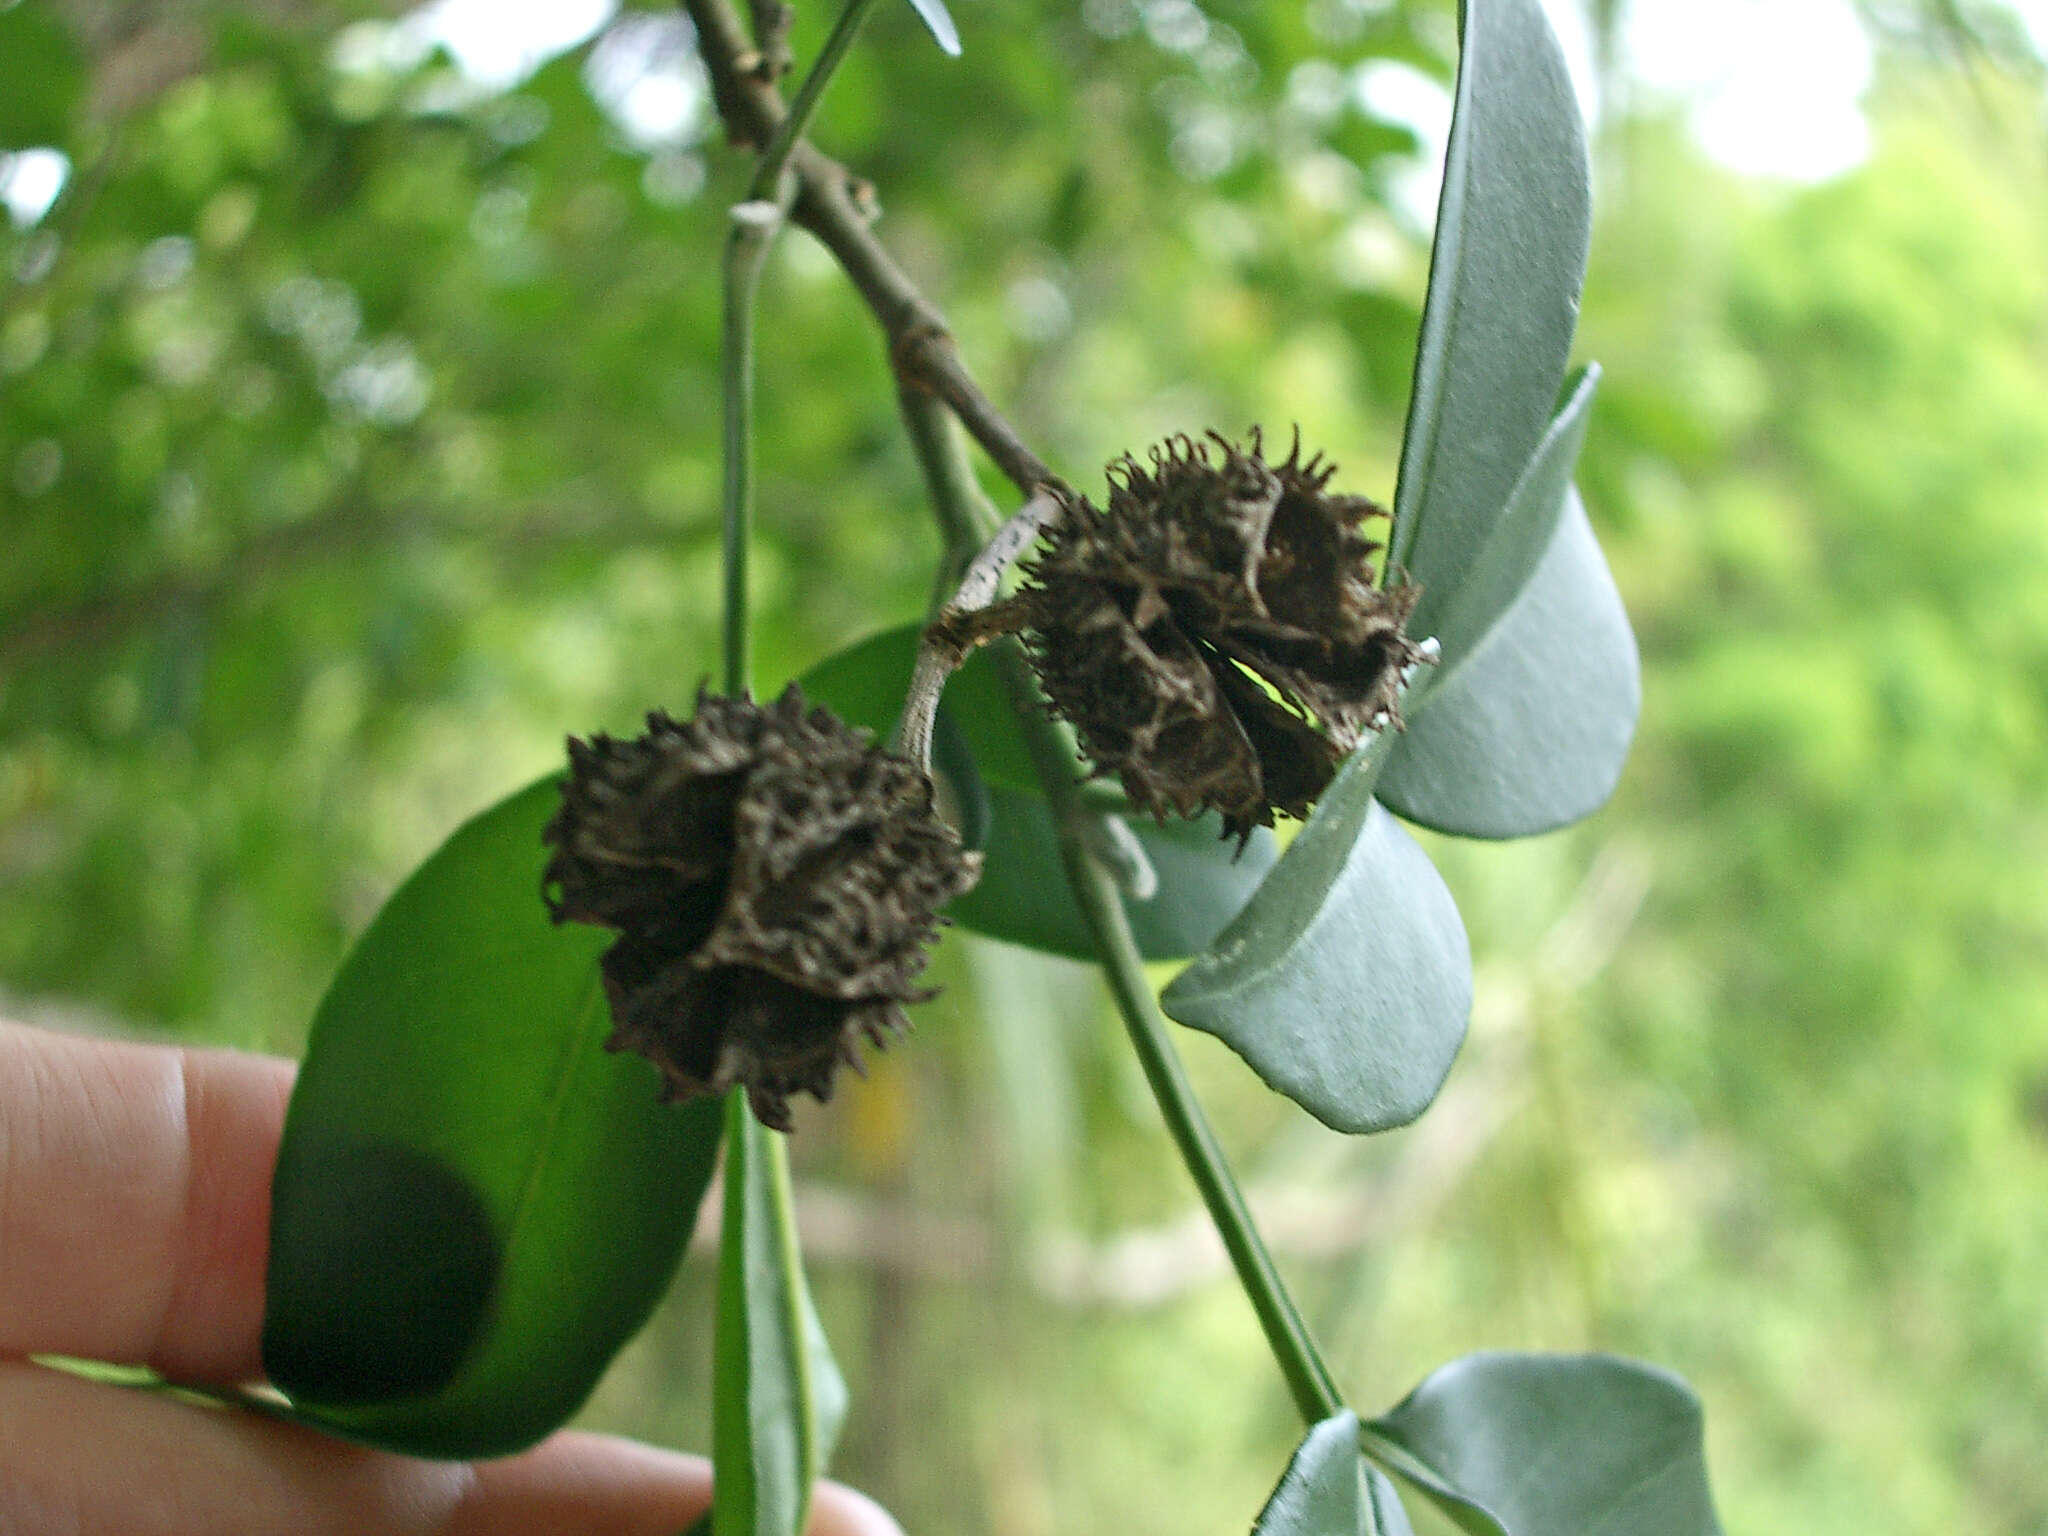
xmin=4 ymin=2 xmax=2048 ymax=1532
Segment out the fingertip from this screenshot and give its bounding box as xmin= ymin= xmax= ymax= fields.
xmin=473 ymin=1434 xmax=904 ymax=1536
xmin=451 ymin=1432 xmax=714 ymax=1536
xmin=810 ymin=1479 xmax=907 ymax=1536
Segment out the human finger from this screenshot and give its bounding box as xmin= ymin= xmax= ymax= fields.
xmin=0 ymin=1362 xmax=902 ymax=1536
xmin=455 ymin=1431 xmax=906 ymax=1536
xmin=0 ymin=1020 xmax=294 ymax=1383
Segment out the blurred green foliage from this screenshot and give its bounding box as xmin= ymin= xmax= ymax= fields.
xmin=4 ymin=3 xmax=2046 ymax=1534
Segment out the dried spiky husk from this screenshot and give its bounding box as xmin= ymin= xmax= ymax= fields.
xmin=542 ymin=685 xmax=981 ymax=1131
xmin=1021 ymin=431 xmax=1421 ymax=845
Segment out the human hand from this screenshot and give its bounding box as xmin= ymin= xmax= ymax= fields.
xmin=0 ymin=1019 xmax=899 ymax=1536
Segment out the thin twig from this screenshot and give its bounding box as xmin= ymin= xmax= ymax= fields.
xmin=721 ymin=199 xmax=782 ymax=694
xmin=993 ymin=639 xmax=1345 ymax=1426
xmin=892 ymin=489 xmax=1059 ymax=768
xmin=683 ymin=0 xmax=1066 ymax=499
xmin=893 ymin=391 xmax=1156 ymax=903
xmin=746 ymin=0 xmax=795 ymax=79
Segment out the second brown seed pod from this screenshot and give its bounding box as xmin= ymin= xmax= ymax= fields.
xmin=1016 ymin=431 xmax=1422 ymax=846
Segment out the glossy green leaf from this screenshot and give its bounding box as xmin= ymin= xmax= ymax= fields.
xmin=715 ymin=1100 xmax=843 ymax=1536
xmin=1162 ymin=725 xmax=1472 ymax=1135
xmin=1378 ymin=494 xmax=1639 ymax=839
xmin=0 ymin=6 xmax=84 ymax=149
xmin=799 ymin=626 xmax=1278 ymax=960
xmin=954 ymin=785 xmax=1277 ymax=960
xmin=1365 ymin=1353 xmax=1723 ymax=1536
xmin=263 ymin=779 xmax=724 ymax=1458
xmin=1389 ymin=0 xmax=1590 ymax=603
xmin=1411 ymin=366 xmax=1599 ymax=681
xmin=904 ymin=0 xmax=963 ymax=56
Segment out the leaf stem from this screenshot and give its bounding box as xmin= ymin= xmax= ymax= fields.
xmin=999 ymin=645 xmax=1346 ymax=1429
xmin=899 ymin=386 xmax=1001 ymax=551
xmin=721 ymin=200 xmax=780 ymax=696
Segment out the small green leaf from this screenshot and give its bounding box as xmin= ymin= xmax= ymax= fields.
xmin=1365 ymin=1353 xmax=1723 ymax=1536
xmin=1367 ymin=1467 xmax=1420 ymax=1536
xmin=953 ymin=784 xmax=1276 ymax=960
xmin=1254 ymin=1412 xmax=1419 ymax=1536
xmin=263 ymin=779 xmax=723 ymax=1458
xmin=1389 ymin=0 xmax=1591 ymax=603
xmin=1255 ymin=1412 xmax=1363 ymax=1534
xmin=802 ymin=1283 xmax=849 ymax=1479
xmin=904 ymin=0 xmax=963 ymax=56
xmin=0 ymin=7 xmax=84 ymax=149
xmin=1161 ymin=725 xmax=1472 ymax=1135
xmin=716 ymin=1102 xmax=843 ymax=1536
xmin=1410 ymin=366 xmax=1599 ymax=681
xmin=1377 ymin=494 xmax=1639 ymax=839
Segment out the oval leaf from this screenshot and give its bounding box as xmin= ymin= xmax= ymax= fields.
xmin=1161 ymin=728 xmax=1472 ymax=1135
xmin=904 ymin=0 xmax=963 ymax=56
xmin=1378 ymin=493 xmax=1639 ymax=840
xmin=263 ymin=778 xmax=724 ymax=1458
xmin=1366 ymin=1353 xmax=1723 ymax=1536
xmin=715 ymin=1100 xmax=844 ymax=1536
xmin=1390 ymin=0 xmax=1591 ymax=604
xmin=1414 ymin=365 xmax=1599 ymax=683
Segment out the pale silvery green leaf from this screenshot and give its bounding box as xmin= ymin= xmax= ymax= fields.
xmin=1366 ymin=1353 xmax=1722 ymax=1536
xmin=1410 ymin=365 xmax=1600 ymax=682
xmin=1162 ymin=725 xmax=1471 ymax=1134
xmin=1379 ymin=493 xmax=1639 ymax=839
xmin=905 ymin=0 xmax=962 ymax=56
xmin=1390 ymin=0 xmax=1591 ymax=609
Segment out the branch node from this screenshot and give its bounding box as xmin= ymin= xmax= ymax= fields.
xmin=895 ymin=490 xmax=1062 ymax=767
xmin=892 ymin=323 xmax=957 ymax=395
xmin=731 ymin=198 xmax=785 ymax=234
xmin=747 ymin=0 xmax=796 ymax=79
xmin=1081 ymin=812 xmax=1159 ymax=902
xmin=845 ymin=175 xmax=881 ymax=224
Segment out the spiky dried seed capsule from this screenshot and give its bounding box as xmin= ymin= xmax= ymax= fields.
xmin=542 ymin=684 xmax=981 ymax=1132
xmin=1020 ymin=431 xmax=1422 ymax=846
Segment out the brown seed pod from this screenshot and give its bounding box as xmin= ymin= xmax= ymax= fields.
xmin=1018 ymin=431 xmax=1422 ymax=846
xmin=542 ymin=685 xmax=981 ymax=1131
